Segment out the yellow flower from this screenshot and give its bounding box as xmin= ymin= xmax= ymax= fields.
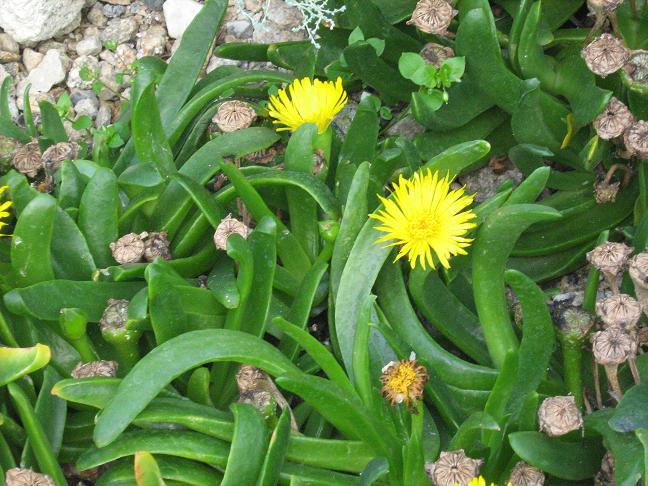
xmin=0 ymin=185 xmax=12 ymax=237
xmin=369 ymin=169 xmax=476 ymax=270
xmin=267 ymin=77 xmax=348 ymax=134
xmin=380 ymin=356 xmax=428 ymax=411
xmin=463 ymin=476 xmax=514 ymax=486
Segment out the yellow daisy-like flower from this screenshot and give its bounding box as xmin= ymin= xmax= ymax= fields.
xmin=267 ymin=77 xmax=348 ymax=134
xmin=0 ymin=185 xmax=13 ymax=237
xmin=462 ymin=476 xmax=513 ymax=486
xmin=380 ymin=356 xmax=428 ymax=411
xmin=370 ymin=169 xmax=476 ymax=270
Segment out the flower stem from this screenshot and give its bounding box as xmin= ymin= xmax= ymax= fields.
xmin=560 ymin=334 xmax=584 ymax=408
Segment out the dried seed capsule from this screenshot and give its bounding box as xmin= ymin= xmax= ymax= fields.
xmin=629 ymin=251 xmax=648 ymax=314
xmin=12 ymin=141 xmax=42 ymax=178
xmin=213 ymin=214 xmax=250 ymax=251
xmin=238 ymin=390 xmax=277 ymax=420
xmin=143 ymin=231 xmax=171 ymax=262
xmin=593 ymin=97 xmax=635 ymax=140
xmin=582 ymin=34 xmax=630 ymax=77
xmin=593 ymin=179 xmax=620 ymax=204
xmin=594 ymin=452 xmax=615 ymax=486
xmin=407 ymin=0 xmax=457 ymax=36
xmin=586 ymin=241 xmax=633 ymax=293
xmin=592 ymin=326 xmax=638 ymax=397
xmin=5 ymin=468 xmax=55 ymax=486
xmin=213 ymin=101 xmax=257 ymax=133
xmin=624 ymin=120 xmax=648 ymax=159
xmin=596 ymin=293 xmax=642 ymax=329
xmin=508 ymin=461 xmax=545 ymax=486
xmin=380 ymin=356 xmax=428 ymax=411
xmin=624 ymin=49 xmax=648 ymax=85
xmin=100 ymin=299 xmax=129 ymax=333
xmin=424 ymin=450 xmax=483 ymax=486
xmin=420 ymin=42 xmax=455 ymax=68
xmin=587 ymin=0 xmax=624 ymax=13
xmin=559 ymin=308 xmax=595 ymax=340
xmin=236 ymin=364 xmax=269 ymax=393
xmin=538 ymin=396 xmax=583 ymax=437
xmin=41 ymin=141 xmax=79 ymax=172
xmin=71 ymin=360 xmax=118 ymax=378
xmin=109 ymin=232 xmax=147 ymax=264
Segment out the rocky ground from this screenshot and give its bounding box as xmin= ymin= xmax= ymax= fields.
xmin=0 ymin=0 xmax=307 ymax=139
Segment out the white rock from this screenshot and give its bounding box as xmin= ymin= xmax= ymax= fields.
xmin=163 ymin=0 xmax=203 ymax=39
xmin=101 ymin=17 xmax=139 ymax=44
xmin=95 ymin=102 xmax=113 ymax=127
xmin=0 ymin=33 xmax=19 ymax=54
xmin=76 ymin=36 xmax=102 ymax=56
xmin=104 ymin=0 xmax=131 ymax=4
xmin=74 ymin=97 xmax=100 ymax=118
xmin=23 ymin=49 xmax=66 ymax=94
xmin=137 ymin=24 xmax=167 ymax=56
xmin=67 ymin=55 xmax=100 ymax=90
xmin=225 ymin=20 xmax=253 ymax=40
xmin=22 ymin=48 xmax=44 ymax=73
xmin=0 ymin=0 xmax=85 ymax=45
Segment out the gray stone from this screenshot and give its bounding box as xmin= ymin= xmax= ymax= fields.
xmin=87 ymin=3 xmax=108 ymax=27
xmin=103 ymin=4 xmax=127 ymax=18
xmin=98 ymin=61 xmax=124 ymax=100
xmin=67 ymin=55 xmax=100 ymax=90
xmin=74 ymin=97 xmax=100 ymax=118
xmin=95 ymin=102 xmax=113 ymax=127
xmin=104 ymin=0 xmax=131 ymax=4
xmin=71 ymin=89 xmax=99 ymax=105
xmin=142 ymin=0 xmax=164 ymax=9
xmin=0 ymin=33 xmax=19 ymax=54
xmin=37 ymin=40 xmax=66 ymax=56
xmin=163 ymin=0 xmax=203 ymax=39
xmin=265 ymin=0 xmax=303 ymax=28
xmin=225 ymin=19 xmax=253 ymax=40
xmin=22 ymin=48 xmax=44 ymax=73
xmin=459 ymin=165 xmax=525 ymax=203
xmin=101 ymin=17 xmax=139 ymax=43
xmin=137 ymin=24 xmax=167 ymax=56
xmin=252 ymin=19 xmax=306 ymax=43
xmin=76 ymin=36 xmax=102 ymax=56
xmin=0 ymin=0 xmax=85 ymax=45
xmin=22 ymin=49 xmax=66 ymax=93
xmin=385 ymin=117 xmax=426 ymax=139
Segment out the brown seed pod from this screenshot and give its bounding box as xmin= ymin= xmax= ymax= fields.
xmin=592 ymin=326 xmax=638 ymax=397
xmin=596 ymin=293 xmax=642 ymax=330
xmin=587 ymin=0 xmax=624 ymax=13
xmin=420 ymin=42 xmax=455 ymax=68
xmin=5 ymin=468 xmax=55 ymax=486
xmin=407 ymin=0 xmax=457 ymax=36
xmin=594 ymin=179 xmax=621 ymax=204
xmin=236 ymin=364 xmax=269 ymax=393
xmin=144 ymin=231 xmax=171 ymax=262
xmin=424 ymin=450 xmax=483 ymax=486
xmin=582 ymin=33 xmax=630 ymax=77
xmin=41 ymin=141 xmax=79 ymax=172
xmin=629 ymin=251 xmax=648 ymax=314
xmin=559 ymin=308 xmax=595 ymax=341
xmin=214 ymin=214 xmax=250 ymax=251
xmin=593 ymin=97 xmax=635 ymax=140
xmin=594 ymin=452 xmax=615 ymax=486
xmin=213 ymin=101 xmax=257 ymax=133
xmin=624 ymin=120 xmax=648 ymax=159
xmin=624 ymin=49 xmax=648 ymax=85
xmin=100 ymin=299 xmax=129 ymax=333
xmin=12 ymin=141 xmax=42 ymax=178
xmin=109 ymin=232 xmax=147 ymax=264
xmin=508 ymin=461 xmax=545 ymax=486
xmin=538 ymin=396 xmax=583 ymax=437
xmin=71 ymin=360 xmax=118 ymax=378
xmin=586 ymin=241 xmax=633 ymax=292
xmin=238 ymin=390 xmax=276 ymax=419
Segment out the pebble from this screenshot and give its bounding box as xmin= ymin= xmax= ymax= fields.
xmin=71 ymin=89 xmax=99 ymax=105
xmin=142 ymin=0 xmax=164 ymax=9
xmin=137 ymin=24 xmax=167 ymax=56
xmin=163 ymin=0 xmax=203 ymax=39
xmin=101 ymin=17 xmax=139 ymax=43
xmin=0 ymin=33 xmax=19 ymax=54
xmin=87 ymin=3 xmax=108 ymax=27
xmin=265 ymin=0 xmax=303 ymax=28
xmin=95 ymin=101 xmax=113 ymax=127
xmin=23 ymin=49 xmax=67 ymax=94
xmin=67 ymin=55 xmax=100 ymax=90
xmin=22 ymin=49 xmax=44 ymax=73
xmin=76 ymin=36 xmax=103 ymax=56
xmin=0 ymin=0 xmax=85 ymax=45
xmin=74 ymin=97 xmax=100 ymax=118
xmin=103 ymin=4 xmax=127 ymax=18
xmin=225 ymin=20 xmax=253 ymax=40
xmin=104 ymin=0 xmax=132 ymax=4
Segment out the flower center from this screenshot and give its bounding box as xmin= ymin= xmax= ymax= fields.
xmin=407 ymin=216 xmax=438 ymax=241
xmin=387 ymin=364 xmax=417 ymax=395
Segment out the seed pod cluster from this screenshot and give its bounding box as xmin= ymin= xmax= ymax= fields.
xmin=110 ymin=232 xmax=172 ymax=264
